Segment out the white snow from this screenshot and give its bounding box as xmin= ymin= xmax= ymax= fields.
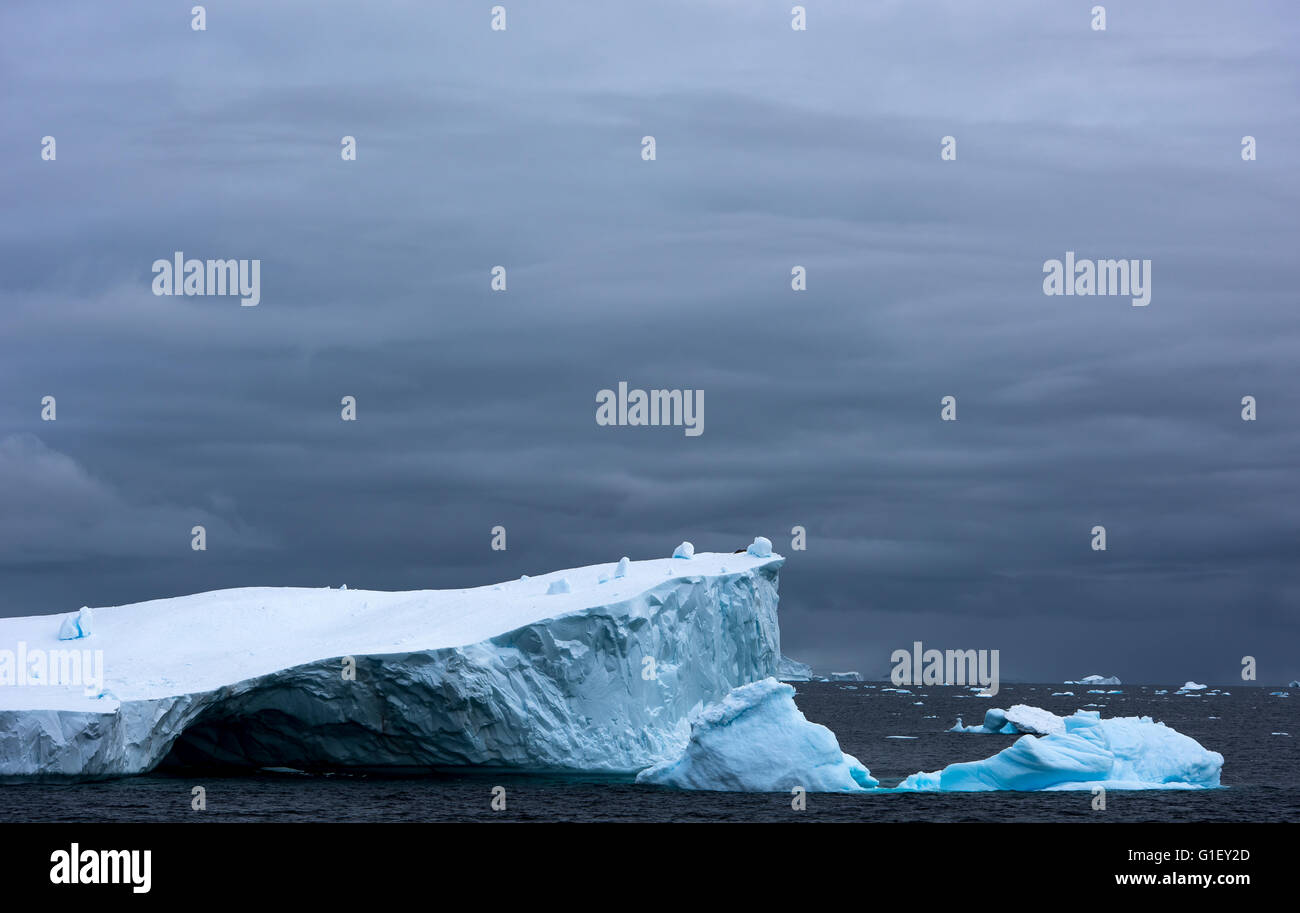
xmin=0 ymin=549 xmax=786 ymax=779
xmin=634 ymin=678 xmax=877 ymax=792
xmin=950 ymin=705 xmax=1064 ymax=736
xmin=902 ymin=710 xmax=1222 ymax=791
xmin=1004 ymin=705 xmax=1066 ymax=736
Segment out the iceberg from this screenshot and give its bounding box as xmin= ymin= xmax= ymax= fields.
xmin=901 ymin=711 xmax=1223 ymax=791
xmin=1178 ymin=681 xmax=1208 ymax=692
xmin=950 ymin=705 xmax=1063 ymax=736
xmin=0 ymin=549 xmax=786 ymax=780
xmin=1067 ymin=674 xmax=1121 ymax=685
xmin=775 ymin=654 xmax=813 ymax=682
xmin=634 ymin=678 xmax=877 ymax=792
xmin=770 ymin=656 xmax=861 ymax=683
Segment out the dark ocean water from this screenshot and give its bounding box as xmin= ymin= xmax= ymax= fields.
xmin=2 ymin=683 xmax=1296 ymax=822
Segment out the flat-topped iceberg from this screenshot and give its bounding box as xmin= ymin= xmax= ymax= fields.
xmin=775 ymin=654 xmax=814 ymax=682
xmin=903 ymin=711 xmax=1222 ymax=791
xmin=1067 ymin=674 xmax=1121 ymax=686
xmin=951 ymin=705 xmax=1065 ymax=736
xmin=635 ymin=677 xmax=877 ymax=792
xmin=0 ymin=549 xmax=786 ymax=780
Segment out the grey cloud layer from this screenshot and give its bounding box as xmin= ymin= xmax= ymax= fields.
xmin=1 ymin=0 xmax=1297 ymax=682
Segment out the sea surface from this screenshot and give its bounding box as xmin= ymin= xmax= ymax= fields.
xmin=2 ymin=683 xmax=1296 ymax=822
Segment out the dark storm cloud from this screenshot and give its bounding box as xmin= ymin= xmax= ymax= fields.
xmin=1 ymin=0 xmax=1297 ymax=683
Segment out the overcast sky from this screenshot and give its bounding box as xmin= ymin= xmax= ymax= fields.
xmin=2 ymin=0 xmax=1297 ymax=683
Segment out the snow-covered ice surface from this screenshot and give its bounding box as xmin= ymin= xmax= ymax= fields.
xmin=900 ymin=710 xmax=1223 ymax=791
xmin=950 ymin=705 xmax=1063 ymax=736
xmin=634 ymin=678 xmax=877 ymax=792
xmin=0 ymin=551 xmax=786 ymax=780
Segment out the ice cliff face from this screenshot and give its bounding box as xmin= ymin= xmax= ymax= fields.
xmin=0 ymin=551 xmax=785 ymax=780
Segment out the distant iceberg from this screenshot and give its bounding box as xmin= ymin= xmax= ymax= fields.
xmin=772 ymin=656 xmax=861 ymax=683
xmin=1066 ymin=674 xmax=1121 ymax=686
xmin=635 ymin=678 xmax=877 ymax=792
xmin=901 ymin=711 xmax=1222 ymax=791
xmin=775 ymin=655 xmax=813 ymax=682
xmin=1178 ymin=681 xmax=1208 ymax=692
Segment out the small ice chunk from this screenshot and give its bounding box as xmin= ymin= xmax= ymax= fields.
xmin=746 ymin=536 xmax=772 ymax=558
xmin=546 ymin=578 xmax=571 ymax=595
xmin=672 ymin=541 xmax=694 ymax=559
xmin=57 ymin=606 xmax=93 ymax=640
xmin=614 ymin=557 xmax=629 ymax=578
xmin=597 ymin=574 xmax=610 ymax=584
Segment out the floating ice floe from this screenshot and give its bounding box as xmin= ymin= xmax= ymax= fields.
xmin=1067 ymin=675 xmax=1121 ymax=686
xmin=635 ymin=678 xmax=877 ymax=792
xmin=1178 ymin=681 xmax=1208 ymax=692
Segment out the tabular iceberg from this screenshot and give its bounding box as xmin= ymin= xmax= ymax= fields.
xmin=902 ymin=710 xmax=1223 ymax=791
xmin=775 ymin=654 xmax=814 ymax=682
xmin=0 ymin=550 xmax=786 ymax=780
xmin=634 ymin=677 xmax=878 ymax=792
xmin=1067 ymin=674 xmax=1121 ymax=686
